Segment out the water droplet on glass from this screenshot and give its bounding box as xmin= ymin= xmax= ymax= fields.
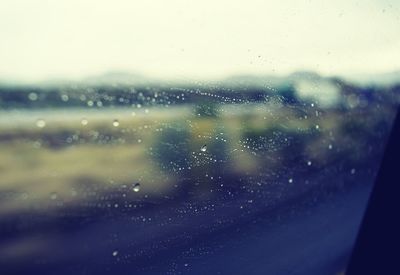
xmin=200 ymin=145 xmax=207 ymax=152
xmin=113 ymin=119 xmax=120 ymax=127
xmin=288 ymin=178 xmax=293 ymax=183
xmin=112 ymin=250 xmax=118 ymax=256
xmin=50 ymin=192 xmax=58 ymax=200
xmin=133 ymin=183 xmax=141 ymax=192
xmin=315 ymin=124 xmax=319 ymax=130
xmin=81 ymin=118 xmax=88 ymax=126
xmin=351 ymin=168 xmax=356 ymax=174
xmin=61 ymin=94 xmax=69 ymax=102
xmin=36 ymin=119 xmax=46 ymax=128
xmin=33 ymin=141 xmax=41 ymax=148
xmin=328 ymin=144 xmax=333 ymax=150
xmin=28 ymin=92 xmax=38 ymax=101
xmin=307 ymin=161 xmax=312 ymax=166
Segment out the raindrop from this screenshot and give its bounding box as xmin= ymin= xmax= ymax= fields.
xmin=328 ymin=144 xmax=333 ymax=150
xmin=36 ymin=119 xmax=46 ymax=128
xmin=133 ymin=183 xmax=141 ymax=192
xmin=113 ymin=119 xmax=120 ymax=127
xmin=288 ymin=178 xmax=293 ymax=183
xmin=61 ymin=94 xmax=69 ymax=102
xmin=81 ymin=118 xmax=88 ymax=126
xmin=50 ymin=192 xmax=58 ymax=200
xmin=200 ymin=144 xmax=207 ymax=152
xmin=351 ymin=168 xmax=356 ymax=175
xmin=112 ymin=250 xmax=118 ymax=257
xmin=28 ymin=92 xmax=38 ymax=101
xmin=315 ymin=124 xmax=319 ymax=130
xmin=33 ymin=141 xmax=41 ymax=148
xmin=307 ymin=161 xmax=312 ymax=166
xmin=21 ymin=192 xmax=29 ymax=200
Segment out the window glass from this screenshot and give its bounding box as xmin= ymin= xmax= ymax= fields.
xmin=0 ymin=1 xmax=399 ymax=274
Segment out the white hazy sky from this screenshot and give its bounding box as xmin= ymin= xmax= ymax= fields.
xmin=1 ymin=0 xmax=399 ymax=82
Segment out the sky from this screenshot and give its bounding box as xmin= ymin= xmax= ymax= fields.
xmin=1 ymin=0 xmax=399 ymax=82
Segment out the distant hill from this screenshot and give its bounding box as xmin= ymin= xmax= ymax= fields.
xmin=1 ymin=70 xmax=399 ymax=89
xmin=340 ymin=71 xmax=400 ymax=87
xmin=80 ymin=71 xmax=153 ymax=86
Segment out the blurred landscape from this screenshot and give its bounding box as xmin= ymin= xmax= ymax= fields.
xmin=1 ymin=0 xmax=399 ymax=273
xmin=0 ymin=71 xmax=399 ymax=274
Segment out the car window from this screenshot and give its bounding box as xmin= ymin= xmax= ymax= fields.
xmin=0 ymin=1 xmax=399 ymax=274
